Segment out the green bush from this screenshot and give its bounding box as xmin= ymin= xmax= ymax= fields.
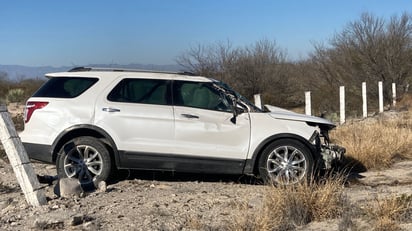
xmin=6 ymin=88 xmax=25 ymax=103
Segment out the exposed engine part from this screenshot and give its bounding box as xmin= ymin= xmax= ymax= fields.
xmin=321 ymin=144 xmax=346 ymax=169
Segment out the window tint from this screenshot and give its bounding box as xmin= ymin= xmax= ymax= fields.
xmin=107 ymin=79 xmax=170 ymax=105
xmin=174 ymin=81 xmax=232 ymax=112
xmin=33 ymin=77 xmax=98 ymax=98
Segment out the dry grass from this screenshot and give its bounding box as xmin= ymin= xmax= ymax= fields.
xmin=365 ymin=194 xmax=412 ymax=231
xmin=0 ymin=146 xmax=7 ymax=164
xmin=229 ymin=175 xmax=347 ymax=230
xmin=332 ymin=110 xmax=412 ymax=170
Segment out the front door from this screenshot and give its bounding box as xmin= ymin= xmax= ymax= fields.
xmin=172 ymin=81 xmax=250 ymax=172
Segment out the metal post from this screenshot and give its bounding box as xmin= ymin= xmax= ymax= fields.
xmin=392 ymin=83 xmax=396 ymax=107
xmin=362 ymin=82 xmax=367 ymax=118
xmin=254 ymin=94 xmax=262 ymax=109
xmin=378 ymin=81 xmax=383 ymax=113
xmin=305 ymin=91 xmax=311 ymax=116
xmin=340 ymin=86 xmax=345 ymax=125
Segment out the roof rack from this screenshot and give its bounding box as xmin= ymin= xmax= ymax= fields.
xmin=68 ymin=66 xmax=194 ymax=76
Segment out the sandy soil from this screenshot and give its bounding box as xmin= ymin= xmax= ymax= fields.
xmin=1 ymin=107 xmax=412 ymax=230
xmin=1 ymin=157 xmax=412 ymax=231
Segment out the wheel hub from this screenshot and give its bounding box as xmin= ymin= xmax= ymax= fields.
xmin=266 ymin=145 xmax=307 ymax=184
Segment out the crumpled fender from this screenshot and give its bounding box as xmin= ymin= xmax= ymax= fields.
xmin=264 ymin=104 xmax=336 ymax=130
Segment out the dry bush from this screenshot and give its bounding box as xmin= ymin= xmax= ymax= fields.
xmin=184 ymin=214 xmax=205 ymax=230
xmin=332 ymin=111 xmax=412 ymax=170
xmin=365 ymin=194 xmax=412 ymax=231
xmin=229 ymin=175 xmax=347 ymax=230
xmin=11 ymin=113 xmax=24 ymax=131
xmin=396 ymin=93 xmax=412 ymax=110
xmin=0 ymin=146 xmax=6 ymax=163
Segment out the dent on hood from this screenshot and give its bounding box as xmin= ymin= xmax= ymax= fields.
xmin=264 ymin=104 xmax=336 ymax=130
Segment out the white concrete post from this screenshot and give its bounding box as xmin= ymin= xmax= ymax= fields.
xmin=305 ymin=91 xmax=311 ymax=116
xmin=362 ymin=82 xmax=367 ymax=118
xmin=378 ymin=81 xmax=384 ymax=113
xmin=339 ymin=86 xmax=345 ymax=125
xmin=392 ymin=83 xmax=396 ymax=107
xmin=254 ymin=94 xmax=262 ymax=109
xmin=0 ymin=105 xmax=46 ymax=206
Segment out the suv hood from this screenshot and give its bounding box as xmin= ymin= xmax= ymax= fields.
xmin=264 ymin=105 xmax=336 ymax=130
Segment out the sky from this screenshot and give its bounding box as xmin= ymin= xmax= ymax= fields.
xmin=0 ymin=0 xmax=411 ymax=67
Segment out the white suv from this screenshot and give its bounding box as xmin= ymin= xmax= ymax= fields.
xmin=20 ymin=67 xmax=344 ymax=186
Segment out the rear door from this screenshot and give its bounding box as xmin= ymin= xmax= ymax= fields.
xmin=94 ymin=77 xmax=175 ymax=167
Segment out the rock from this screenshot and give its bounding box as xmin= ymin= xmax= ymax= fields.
xmin=82 ymin=221 xmax=99 ymax=230
xmin=58 ymin=178 xmax=83 ymax=198
xmin=97 ymin=181 xmax=107 ymax=193
xmin=71 ymin=214 xmax=85 ymax=226
xmin=33 ymin=218 xmax=64 ymax=230
xmin=37 ymin=174 xmax=58 ymax=185
xmin=0 ymin=198 xmax=12 ymax=210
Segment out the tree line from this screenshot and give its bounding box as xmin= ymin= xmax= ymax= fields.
xmin=177 ymin=12 xmax=412 ymax=116
xmin=0 ymin=71 xmax=45 ymax=104
xmin=2 ymin=12 xmax=412 ymax=116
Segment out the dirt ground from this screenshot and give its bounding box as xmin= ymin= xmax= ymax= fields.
xmin=1 ymin=157 xmax=412 ymax=231
xmin=1 ymin=107 xmax=412 ymax=230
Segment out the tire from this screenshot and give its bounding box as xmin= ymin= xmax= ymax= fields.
xmin=56 ymin=136 xmax=111 ymax=187
xmin=258 ymin=139 xmax=314 ymax=185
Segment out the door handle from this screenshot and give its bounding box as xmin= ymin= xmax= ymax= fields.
xmin=181 ymin=113 xmax=199 ymax=119
xmin=102 ymin=107 xmax=121 ymax=112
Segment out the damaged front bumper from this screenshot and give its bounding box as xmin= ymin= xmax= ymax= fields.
xmin=320 ymin=143 xmax=346 ymax=169
xmin=310 ymin=129 xmax=346 ymax=170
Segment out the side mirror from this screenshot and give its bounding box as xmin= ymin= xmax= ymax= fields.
xmin=230 ymin=104 xmax=245 ymax=124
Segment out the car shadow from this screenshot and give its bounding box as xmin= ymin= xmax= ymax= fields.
xmin=37 ymin=156 xmax=368 ymax=190
xmin=321 ymin=156 xmax=367 ymax=185
xmin=109 ymin=169 xmax=263 ymax=185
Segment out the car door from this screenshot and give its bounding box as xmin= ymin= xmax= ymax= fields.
xmin=94 ymin=77 xmax=175 ymax=167
xmin=172 ymin=80 xmax=250 ymax=172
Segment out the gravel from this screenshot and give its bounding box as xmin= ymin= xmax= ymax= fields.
xmin=1 ymin=158 xmax=412 ymax=230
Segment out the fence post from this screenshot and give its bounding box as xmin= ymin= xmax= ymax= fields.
xmin=305 ymin=91 xmax=311 ymax=116
xmin=340 ymin=86 xmax=345 ymax=125
xmin=392 ymin=83 xmax=396 ymax=107
xmin=378 ymin=81 xmax=383 ymax=113
xmin=362 ymin=82 xmax=367 ymax=118
xmin=0 ymin=105 xmax=46 ymax=206
xmin=254 ymin=94 xmax=262 ymax=109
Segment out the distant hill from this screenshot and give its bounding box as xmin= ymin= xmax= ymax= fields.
xmin=0 ymin=64 xmax=184 ymax=81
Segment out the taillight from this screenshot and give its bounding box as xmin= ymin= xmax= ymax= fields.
xmin=24 ymin=101 xmax=49 ymax=123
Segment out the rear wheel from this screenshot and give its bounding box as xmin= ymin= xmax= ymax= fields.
xmin=258 ymin=139 xmax=314 ymax=185
xmin=57 ymin=136 xmax=111 ymax=187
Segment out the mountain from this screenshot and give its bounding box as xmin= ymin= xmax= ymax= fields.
xmin=0 ymin=64 xmax=185 ymax=81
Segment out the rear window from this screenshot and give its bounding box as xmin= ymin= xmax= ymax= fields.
xmin=107 ymin=78 xmax=170 ymax=105
xmin=33 ymin=77 xmax=98 ymax=98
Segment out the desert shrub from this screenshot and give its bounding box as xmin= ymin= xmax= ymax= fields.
xmin=6 ymin=88 xmax=25 ymax=103
xmin=229 ymin=174 xmax=347 ymax=230
xmin=365 ymin=194 xmax=412 ymax=231
xmin=332 ymin=111 xmax=412 ymax=169
xmin=0 ymin=146 xmax=6 ymax=164
xmin=12 ymin=113 xmax=24 ymax=131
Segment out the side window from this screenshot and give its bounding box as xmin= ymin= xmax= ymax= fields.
xmin=107 ymin=78 xmax=170 ymax=105
xmin=173 ymin=81 xmax=232 ymax=112
xmin=33 ymin=77 xmax=98 ymax=98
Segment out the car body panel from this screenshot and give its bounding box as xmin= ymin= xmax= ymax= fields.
xmin=246 ymin=112 xmax=317 ymax=159
xmin=20 ymin=68 xmax=344 ymax=180
xmin=173 ymin=106 xmax=250 ymax=159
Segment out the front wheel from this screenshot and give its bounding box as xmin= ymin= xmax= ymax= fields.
xmin=56 ymin=136 xmax=111 ymax=187
xmin=258 ymin=139 xmax=314 ymax=185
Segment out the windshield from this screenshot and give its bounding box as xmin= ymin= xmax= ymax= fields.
xmin=213 ymin=81 xmax=263 ymax=112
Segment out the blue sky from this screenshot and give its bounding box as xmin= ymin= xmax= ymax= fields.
xmin=0 ymin=0 xmax=411 ymax=67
